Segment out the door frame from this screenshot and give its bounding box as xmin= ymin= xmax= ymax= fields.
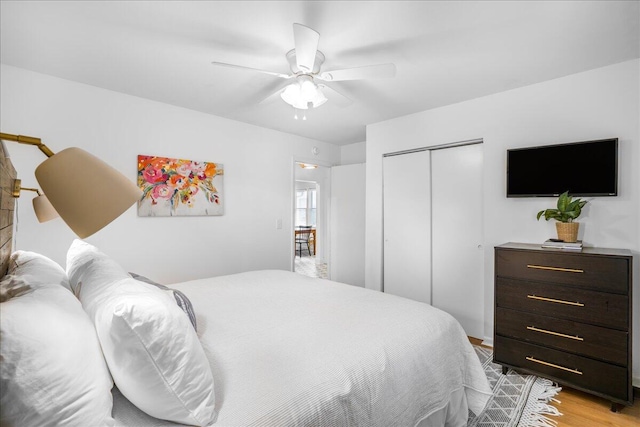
xmin=290 ymin=156 xmax=333 ymax=275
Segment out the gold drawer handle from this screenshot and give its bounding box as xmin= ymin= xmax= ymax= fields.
xmin=527 ymin=326 xmax=584 ymax=341
xmin=527 ymin=264 xmax=584 ymax=273
xmin=526 ymin=356 xmax=583 ymax=375
xmin=527 ymin=294 xmax=584 ymax=307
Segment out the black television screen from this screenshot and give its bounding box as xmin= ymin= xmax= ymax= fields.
xmin=507 ymin=138 xmax=618 ymax=197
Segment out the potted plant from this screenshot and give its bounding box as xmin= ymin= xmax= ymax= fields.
xmin=536 ymin=191 xmax=587 ymax=243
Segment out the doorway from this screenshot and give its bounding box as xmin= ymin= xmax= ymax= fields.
xmin=293 ymin=162 xmax=329 ymax=279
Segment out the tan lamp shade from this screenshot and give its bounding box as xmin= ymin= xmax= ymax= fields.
xmin=35 ymin=147 xmax=142 ymax=238
xmin=32 ymin=194 xmax=59 ymax=223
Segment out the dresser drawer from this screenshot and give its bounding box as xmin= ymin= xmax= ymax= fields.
xmin=496 ymin=278 xmax=628 ymax=330
xmin=496 ymin=249 xmax=629 ymax=294
xmin=494 ymin=336 xmax=630 ymax=404
xmin=495 ymin=307 xmax=628 ymax=366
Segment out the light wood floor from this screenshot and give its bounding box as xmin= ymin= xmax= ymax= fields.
xmin=553 ymin=387 xmax=639 ymax=427
xmin=468 ymin=338 xmax=640 ymax=426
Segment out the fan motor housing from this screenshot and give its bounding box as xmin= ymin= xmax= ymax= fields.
xmin=286 ymin=49 xmax=325 ymax=74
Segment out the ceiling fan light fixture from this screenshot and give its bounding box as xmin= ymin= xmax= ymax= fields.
xmin=281 ymin=83 xmax=302 ymax=108
xmin=281 ymin=76 xmax=327 ymax=110
xmin=298 ymin=162 xmax=318 ymax=169
xmin=299 ymin=76 xmax=317 ymax=100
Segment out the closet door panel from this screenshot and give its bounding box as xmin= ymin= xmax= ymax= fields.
xmin=431 ymin=143 xmax=484 ymax=338
xmin=382 ymin=151 xmax=431 ymax=304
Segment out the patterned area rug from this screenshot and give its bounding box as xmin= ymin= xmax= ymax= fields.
xmin=469 ymin=345 xmax=562 ymax=427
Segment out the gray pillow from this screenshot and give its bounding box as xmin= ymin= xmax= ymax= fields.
xmin=129 ymin=273 xmax=197 ymax=331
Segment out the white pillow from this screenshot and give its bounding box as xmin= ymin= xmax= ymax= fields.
xmin=67 ymin=240 xmax=216 ymax=426
xmin=8 ymin=250 xmax=71 ymax=290
xmin=0 ymin=255 xmax=114 ymax=427
xmin=66 ymin=240 xmax=130 ymax=295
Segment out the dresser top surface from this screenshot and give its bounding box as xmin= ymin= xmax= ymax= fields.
xmin=497 ymin=242 xmax=632 ymax=257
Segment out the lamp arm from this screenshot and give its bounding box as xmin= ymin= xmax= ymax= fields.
xmin=0 ymin=132 xmax=55 ymax=158
xmin=11 ymin=179 xmax=43 ymax=198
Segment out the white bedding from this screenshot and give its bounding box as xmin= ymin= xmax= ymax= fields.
xmin=113 ymin=270 xmax=491 ymax=426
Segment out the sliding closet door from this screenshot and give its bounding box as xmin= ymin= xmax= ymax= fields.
xmin=382 ymin=150 xmax=431 ymax=304
xmin=431 ymin=143 xmax=484 ymax=338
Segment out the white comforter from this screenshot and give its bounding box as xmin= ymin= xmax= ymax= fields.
xmin=113 ymin=270 xmax=491 ymax=426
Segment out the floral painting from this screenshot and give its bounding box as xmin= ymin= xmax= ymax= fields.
xmin=137 ymin=155 xmax=224 ymax=217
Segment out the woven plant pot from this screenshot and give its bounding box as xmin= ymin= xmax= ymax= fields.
xmin=556 ymin=222 xmax=579 ymax=243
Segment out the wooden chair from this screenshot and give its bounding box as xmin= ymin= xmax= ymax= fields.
xmin=295 ymin=226 xmax=313 ymax=257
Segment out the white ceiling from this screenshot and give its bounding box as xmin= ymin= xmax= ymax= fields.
xmin=1 ymin=1 xmax=638 ymax=146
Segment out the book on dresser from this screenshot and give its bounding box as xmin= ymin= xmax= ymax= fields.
xmin=493 ymin=242 xmax=633 ymax=411
xmin=541 ymin=239 xmax=583 ymax=250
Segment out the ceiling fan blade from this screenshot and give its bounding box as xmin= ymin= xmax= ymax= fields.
xmin=318 ymin=84 xmax=353 ymax=107
xmin=293 ymin=23 xmax=320 ymax=73
xmin=317 ymin=63 xmax=396 ymax=82
xmin=257 ymin=82 xmax=291 ymax=105
xmin=211 ymin=62 xmax=292 ymax=79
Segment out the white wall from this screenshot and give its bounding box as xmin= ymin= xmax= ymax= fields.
xmin=1 ymin=64 xmax=340 ymax=283
xmin=330 ymin=163 xmax=365 ymax=287
xmin=340 ymin=141 xmax=366 ymax=165
xmin=365 ymin=59 xmax=640 ymax=384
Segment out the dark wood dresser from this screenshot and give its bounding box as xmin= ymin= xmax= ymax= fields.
xmin=494 ymin=242 xmax=633 ymax=410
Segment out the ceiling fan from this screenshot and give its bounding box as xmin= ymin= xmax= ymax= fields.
xmin=212 ymin=23 xmax=396 ymax=111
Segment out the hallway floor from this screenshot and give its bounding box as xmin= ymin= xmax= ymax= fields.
xmin=294 ymin=255 xmax=328 ymax=279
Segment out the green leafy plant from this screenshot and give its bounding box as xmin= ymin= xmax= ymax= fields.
xmin=536 ymin=191 xmax=587 ymax=223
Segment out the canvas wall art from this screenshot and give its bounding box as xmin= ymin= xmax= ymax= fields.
xmin=137 ymin=155 xmax=224 ymax=216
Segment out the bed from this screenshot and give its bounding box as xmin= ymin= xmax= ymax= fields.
xmin=113 ymin=270 xmax=491 ymax=426
xmin=0 ymin=148 xmax=491 ymax=427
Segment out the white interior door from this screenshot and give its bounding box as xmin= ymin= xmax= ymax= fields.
xmin=382 ymin=150 xmax=431 ymax=304
xmin=431 ymin=143 xmax=484 ymax=338
xmin=330 ymin=163 xmax=365 ymax=287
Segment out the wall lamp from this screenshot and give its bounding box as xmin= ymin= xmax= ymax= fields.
xmin=1 ymin=132 xmax=142 ymax=238
xmin=12 ymin=178 xmax=59 ymax=223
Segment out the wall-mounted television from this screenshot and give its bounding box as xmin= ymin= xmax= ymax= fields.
xmin=507 ymin=138 xmax=618 ymax=197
